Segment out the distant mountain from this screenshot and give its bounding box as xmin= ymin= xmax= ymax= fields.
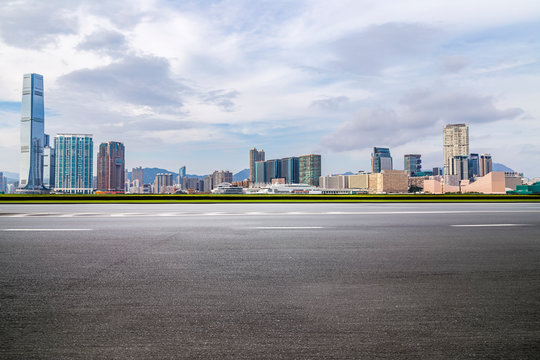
xmin=233 ymin=169 xmax=249 ymax=182
xmin=1 ymin=171 xmax=19 ymax=181
xmin=493 ymin=163 xmax=515 ymax=172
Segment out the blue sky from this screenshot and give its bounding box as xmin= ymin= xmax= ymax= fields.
xmin=1 ymin=0 xmax=539 ymax=177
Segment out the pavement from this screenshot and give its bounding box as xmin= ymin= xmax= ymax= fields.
xmin=1 ymin=202 xmax=539 ymax=359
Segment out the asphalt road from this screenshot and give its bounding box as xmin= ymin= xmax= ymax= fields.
xmin=1 ymin=202 xmax=539 ymax=359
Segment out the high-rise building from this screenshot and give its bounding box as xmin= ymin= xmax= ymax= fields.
xmin=443 ymin=124 xmax=469 ymax=177
xmin=132 ymin=167 xmax=144 ymax=185
xmin=255 ymin=161 xmax=267 ymax=184
xmin=54 ymin=134 xmax=94 ymax=194
xmin=468 ymin=153 xmax=480 ymax=178
xmin=451 ymin=155 xmax=469 ymax=181
xmin=212 ymin=170 xmax=233 ymax=189
xmin=480 ymin=154 xmax=492 ymax=177
xmin=299 ymin=154 xmax=321 ymax=186
xmin=371 ymin=147 xmax=393 ymax=173
xmin=249 ymin=148 xmax=265 ymax=182
xmin=97 ymin=141 xmax=125 ymax=193
xmin=154 ymin=173 xmax=174 ymax=193
xmin=0 ymin=172 xmax=7 ymax=193
xmin=18 ymin=73 xmax=48 ymax=192
xmin=266 ymin=159 xmax=282 ymax=181
xmin=404 ymin=154 xmax=422 ymax=176
xmin=178 ymin=166 xmax=186 ymax=184
xmin=43 ymin=146 xmax=55 ymax=189
xmin=281 ymin=157 xmax=300 ymax=184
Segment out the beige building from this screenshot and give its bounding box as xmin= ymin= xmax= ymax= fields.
xmin=443 ymin=124 xmax=469 ymax=179
xmin=347 ymin=173 xmax=370 ymax=191
xmin=319 ymin=175 xmax=348 ymax=189
xmin=504 ymin=172 xmax=523 ymax=190
xmin=368 ymin=170 xmax=408 ymax=194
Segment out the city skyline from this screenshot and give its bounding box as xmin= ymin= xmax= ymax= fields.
xmin=1 ymin=1 xmax=539 ymax=177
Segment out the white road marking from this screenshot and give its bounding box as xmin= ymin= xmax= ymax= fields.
xmin=253 ymin=226 xmax=325 ymax=229
xmin=1 ymin=209 xmax=539 ymax=218
xmin=1 ymin=228 xmax=92 ymax=231
xmin=450 ymin=224 xmax=530 ymax=227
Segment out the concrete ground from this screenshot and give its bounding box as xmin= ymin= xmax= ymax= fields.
xmin=1 ymin=202 xmax=539 ymax=359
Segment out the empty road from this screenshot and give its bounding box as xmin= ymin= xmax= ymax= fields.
xmin=1 ymin=202 xmax=539 ymax=358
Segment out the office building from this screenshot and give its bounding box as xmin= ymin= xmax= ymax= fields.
xmin=132 ymin=167 xmax=144 ymax=185
xmin=299 ymin=154 xmax=321 ymax=186
xmin=43 ymin=146 xmax=55 ymax=189
xmin=371 ymin=147 xmax=392 ymax=173
xmin=254 ymin=161 xmax=267 ymax=184
xmin=368 ymin=170 xmax=409 ymax=194
xmin=266 ymin=159 xmax=282 ymax=182
xmin=54 ymin=134 xmax=94 ymax=194
xmin=97 ymin=141 xmax=125 ymax=193
xmin=433 ymin=167 xmax=443 ymax=176
xmin=18 ymin=73 xmax=49 ymax=192
xmin=443 ymin=124 xmax=469 ymax=178
xmin=319 ymin=175 xmax=348 ymax=189
xmin=178 ymin=166 xmax=186 ymax=183
xmin=249 ymin=148 xmax=265 ymax=182
xmin=0 ymin=172 xmax=7 ymax=193
xmin=154 ymin=173 xmax=174 ymax=194
xmin=468 ymin=153 xmax=479 ymax=178
xmin=451 ymin=155 xmax=469 ymax=181
xmin=480 ymin=154 xmax=492 ymax=176
xmin=281 ymin=157 xmax=300 ymax=184
xmin=404 ymin=154 xmax=422 ymax=176
xmin=182 ymin=176 xmax=204 ymax=192
xmin=212 ymin=170 xmax=233 ymax=189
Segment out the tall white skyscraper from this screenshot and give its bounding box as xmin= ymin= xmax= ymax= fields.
xmin=443 ymin=124 xmax=469 ymax=177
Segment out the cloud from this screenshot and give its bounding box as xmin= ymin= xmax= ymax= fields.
xmin=76 ymin=29 xmax=129 ymax=58
xmin=322 ymin=88 xmax=524 ymax=151
xmin=0 ymin=1 xmax=79 ymax=48
xmin=330 ymin=22 xmax=444 ymax=75
xmin=201 ymin=89 xmax=239 ymax=112
xmin=58 ymin=55 xmax=188 ymax=109
xmin=310 ymin=96 xmax=350 ymax=111
xmin=441 ymin=55 xmax=469 ymax=73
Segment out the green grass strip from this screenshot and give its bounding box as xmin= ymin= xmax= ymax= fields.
xmin=1 ymin=194 xmax=539 ymax=203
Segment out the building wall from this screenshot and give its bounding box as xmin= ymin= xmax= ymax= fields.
xmin=299 ymin=154 xmax=321 ymax=186
xmin=368 ymin=170 xmax=408 ymax=194
xmin=319 ymin=175 xmax=348 ymax=189
xmin=479 ymin=154 xmax=492 ymax=177
xmin=443 ymin=124 xmax=469 ymax=177
xmin=249 ymin=148 xmax=265 ymax=182
xmin=132 ymin=167 xmax=144 ymax=185
xmin=54 ymin=134 xmax=93 ymax=194
xmin=504 ymin=172 xmax=523 ymax=190
xmin=347 ymin=174 xmax=369 ymax=190
xmin=460 ymin=172 xmax=505 ymax=194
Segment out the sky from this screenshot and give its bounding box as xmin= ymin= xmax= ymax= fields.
xmin=1 ymin=0 xmax=539 ymax=177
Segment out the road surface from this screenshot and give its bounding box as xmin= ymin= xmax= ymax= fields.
xmin=1 ymin=202 xmax=539 ymax=358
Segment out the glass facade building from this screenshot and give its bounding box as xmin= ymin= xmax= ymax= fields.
xmin=371 ymin=147 xmax=393 ymax=173
xmin=254 ymin=161 xmax=267 ymax=184
xmin=19 ymin=73 xmax=46 ymax=191
xmin=299 ymin=154 xmax=321 ymax=186
xmin=281 ymin=157 xmax=300 ymax=184
xmin=404 ymin=154 xmax=422 ymax=176
xmin=54 ymin=134 xmax=94 ymax=194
